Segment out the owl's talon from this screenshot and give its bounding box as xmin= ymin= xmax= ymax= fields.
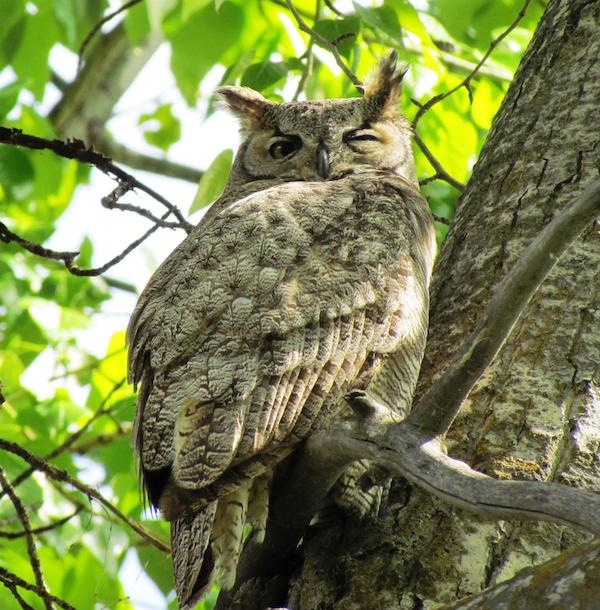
xmin=345 ymin=390 xmax=391 ymax=421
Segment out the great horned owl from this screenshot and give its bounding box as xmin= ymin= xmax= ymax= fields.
xmin=127 ymin=52 xmax=435 ymax=609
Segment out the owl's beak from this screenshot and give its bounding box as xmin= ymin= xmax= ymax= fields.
xmin=317 ymin=142 xmax=330 ymax=179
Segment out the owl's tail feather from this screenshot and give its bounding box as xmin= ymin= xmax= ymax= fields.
xmin=171 ymin=502 xmax=218 ymax=610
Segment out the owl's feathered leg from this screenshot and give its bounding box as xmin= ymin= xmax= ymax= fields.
xmin=211 ymin=480 xmax=252 ymax=590
xmin=172 ymin=502 xmax=218 ymax=610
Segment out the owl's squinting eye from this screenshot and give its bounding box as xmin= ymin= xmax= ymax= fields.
xmin=344 ymin=128 xmax=380 ymax=144
xmin=269 ymin=136 xmax=302 ymax=159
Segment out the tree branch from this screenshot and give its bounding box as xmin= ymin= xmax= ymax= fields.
xmin=412 ymin=0 xmax=532 ymax=128
xmin=0 ymin=469 xmax=52 ymax=610
xmin=0 ymin=568 xmax=75 ymax=610
xmin=3 ymin=379 xmax=126 ymax=497
xmin=0 ymin=507 xmax=84 ymax=540
xmin=0 ymin=214 xmax=166 ymax=276
xmin=0 ymin=127 xmax=192 ymax=231
xmin=413 ymin=132 xmax=465 ymax=192
xmin=286 ymin=0 xmax=364 ymax=92
xmin=77 ymin=0 xmax=144 ymax=72
xmin=0 ymin=439 xmax=170 ymax=554
xmin=408 ymin=179 xmax=600 ymax=434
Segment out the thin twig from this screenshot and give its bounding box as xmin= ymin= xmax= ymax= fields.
xmin=408 ymin=180 xmax=600 ymax=434
xmin=0 ymin=469 xmax=52 ymax=610
xmin=0 ymin=127 xmax=192 ymax=231
xmin=286 ymin=0 xmax=364 ymax=92
xmin=412 ymin=0 xmax=532 ymax=127
xmin=432 ymin=214 xmax=452 ymax=226
xmin=0 ymin=567 xmax=75 ymax=610
xmin=4 ymin=380 xmax=126 ymax=497
xmin=0 ymin=439 xmax=170 ymax=553
xmin=0 ymin=507 xmax=84 ymax=539
xmin=292 ymin=0 xmax=321 ymax=101
xmin=47 ymin=348 xmax=126 ymax=382
xmin=323 ymin=0 xmax=345 ymax=17
xmin=0 ymin=215 xmax=166 ymax=276
xmin=413 ymin=133 xmax=465 ymax=192
xmin=101 ymin=193 xmax=186 ymax=229
xmin=77 ymin=0 xmax=144 ymax=72
xmin=0 ymin=574 xmax=36 ymax=610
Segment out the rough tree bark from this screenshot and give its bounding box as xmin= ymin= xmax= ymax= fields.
xmin=288 ymin=0 xmax=600 ymax=608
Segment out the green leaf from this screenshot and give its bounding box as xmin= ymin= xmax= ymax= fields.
xmin=168 ymin=1 xmax=245 ymax=105
xmin=11 ymin=6 xmax=58 ymax=99
xmin=53 ymin=0 xmax=78 ymax=47
xmin=124 ymin=0 xmax=152 ymax=44
xmin=352 ymin=3 xmax=402 ymax=44
xmin=385 ymin=0 xmax=435 ymax=48
xmin=313 ymin=17 xmax=360 ymax=59
xmin=0 ymin=147 xmax=35 ymax=200
xmin=139 ymin=103 xmax=182 ymax=151
xmin=0 ymin=79 xmax=20 ymax=120
xmin=137 ymin=542 xmax=174 ymax=596
xmin=241 ymin=61 xmax=287 ymax=92
xmin=0 ymin=0 xmax=25 ymax=67
xmin=189 ymin=149 xmax=233 ymax=214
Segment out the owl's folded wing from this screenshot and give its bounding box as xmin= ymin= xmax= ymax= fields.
xmin=127 ymin=177 xmax=433 ymax=509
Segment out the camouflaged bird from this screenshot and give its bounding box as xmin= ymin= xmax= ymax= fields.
xmin=127 ymin=52 xmax=435 ymax=609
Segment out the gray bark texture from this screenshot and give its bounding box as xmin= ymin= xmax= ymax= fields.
xmin=289 ymin=0 xmax=600 ymax=608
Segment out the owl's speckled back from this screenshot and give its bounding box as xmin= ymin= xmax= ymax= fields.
xmin=127 ymin=53 xmax=435 ymax=609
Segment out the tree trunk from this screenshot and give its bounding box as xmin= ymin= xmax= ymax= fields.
xmin=290 ymin=0 xmax=600 ymax=607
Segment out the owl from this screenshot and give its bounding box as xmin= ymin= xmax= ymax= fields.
xmin=127 ymin=52 xmax=435 ymax=609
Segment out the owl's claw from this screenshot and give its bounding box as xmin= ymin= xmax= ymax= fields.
xmin=345 ymin=390 xmax=395 ymax=423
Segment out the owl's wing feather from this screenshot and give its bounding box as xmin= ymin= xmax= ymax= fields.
xmin=127 ymin=175 xmax=433 ymax=509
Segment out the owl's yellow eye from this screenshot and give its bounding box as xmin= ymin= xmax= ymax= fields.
xmin=269 ymin=137 xmax=301 ymax=159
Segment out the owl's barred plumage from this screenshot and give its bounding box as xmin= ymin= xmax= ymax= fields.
xmin=128 ymin=53 xmax=435 ymax=609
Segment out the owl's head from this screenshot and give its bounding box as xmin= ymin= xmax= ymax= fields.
xmin=218 ymin=52 xmax=416 ymax=188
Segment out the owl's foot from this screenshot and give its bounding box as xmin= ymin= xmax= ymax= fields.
xmin=344 ymin=390 xmax=398 ymax=429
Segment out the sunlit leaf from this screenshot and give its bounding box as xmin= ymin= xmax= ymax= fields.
xmin=169 ymin=1 xmax=245 ymax=105
xmin=190 ymin=148 xmax=233 ymax=213
xmin=241 ymin=61 xmax=287 ymax=91
xmin=313 ymin=17 xmax=360 ymax=59
xmin=139 ymin=102 xmax=182 ymax=151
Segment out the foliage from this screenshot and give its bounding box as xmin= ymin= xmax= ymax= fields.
xmin=0 ymin=0 xmax=543 ymax=608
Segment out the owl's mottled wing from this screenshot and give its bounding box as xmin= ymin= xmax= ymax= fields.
xmin=127 ymin=174 xmax=433 ymax=510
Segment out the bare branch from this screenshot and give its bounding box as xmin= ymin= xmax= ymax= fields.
xmin=4 ymin=380 xmax=127 ymax=496
xmin=223 ymin=413 xmax=600 ymax=606
xmin=77 ymin=0 xmax=144 ymax=72
xmin=413 ymin=133 xmax=465 ymax=192
xmin=0 ymin=215 xmax=165 ymax=277
xmin=101 ymin=188 xmax=187 ymax=229
xmin=408 ymin=180 xmax=600 ymax=434
xmin=0 ymin=507 xmax=84 ymax=539
xmin=412 ymin=0 xmax=532 ymax=127
xmin=0 ymin=439 xmax=170 ymax=554
xmin=0 ymin=567 xmax=75 ymax=610
xmin=0 ymin=575 xmax=36 ymax=610
xmin=323 ymin=0 xmax=345 ymax=17
xmin=286 ymin=0 xmax=364 ymax=92
xmin=0 ymin=469 xmax=52 ymax=610
xmin=0 ymin=127 xmax=192 ymax=231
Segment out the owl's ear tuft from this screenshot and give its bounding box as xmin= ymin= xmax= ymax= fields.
xmin=217 ymin=86 xmax=274 ymax=132
xmin=364 ymin=51 xmax=408 ymax=119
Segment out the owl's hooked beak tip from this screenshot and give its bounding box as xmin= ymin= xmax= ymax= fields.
xmin=317 ymin=142 xmax=330 ymax=179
